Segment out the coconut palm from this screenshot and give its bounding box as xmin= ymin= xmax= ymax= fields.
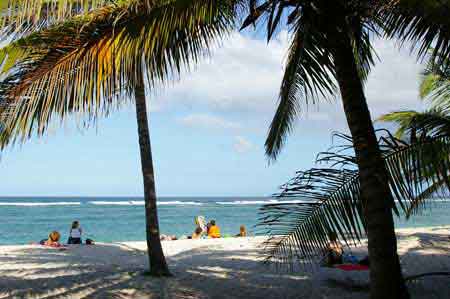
xmin=0 ymin=0 xmax=450 ymax=296
xmin=0 ymin=0 xmax=240 ymax=276
xmin=238 ymin=1 xmax=449 ymax=297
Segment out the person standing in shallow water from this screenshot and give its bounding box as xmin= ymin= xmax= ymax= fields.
xmin=68 ymin=221 xmax=83 ymax=244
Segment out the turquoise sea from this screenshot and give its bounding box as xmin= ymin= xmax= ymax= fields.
xmin=0 ymin=197 xmax=449 ymax=245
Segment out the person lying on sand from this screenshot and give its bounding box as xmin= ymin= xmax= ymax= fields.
xmin=191 ymin=227 xmax=203 ymax=239
xmin=32 ymin=231 xmax=67 ymax=249
xmin=208 ymin=220 xmax=221 ymax=238
xmin=160 ymin=234 xmax=177 ymax=241
xmin=324 ymin=232 xmax=344 ymax=266
xmin=236 ymin=225 xmax=247 ymax=237
xmin=68 ymin=220 xmax=83 ymax=244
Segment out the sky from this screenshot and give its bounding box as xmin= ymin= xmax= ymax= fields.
xmin=0 ymin=30 xmax=427 ymax=197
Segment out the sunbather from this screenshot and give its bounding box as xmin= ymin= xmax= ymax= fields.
xmin=324 ymin=232 xmax=344 ymax=266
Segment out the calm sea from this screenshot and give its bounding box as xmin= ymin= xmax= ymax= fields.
xmin=0 ymin=197 xmax=449 ymax=245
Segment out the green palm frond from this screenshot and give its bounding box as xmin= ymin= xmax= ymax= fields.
xmin=381 ymin=0 xmax=450 ymax=64
xmin=379 ymin=109 xmax=450 ymax=140
xmin=0 ymin=0 xmax=240 ymax=147
xmin=264 ymin=15 xmax=337 ymax=161
xmin=419 ymin=53 xmax=450 ymax=108
xmin=259 ymin=132 xmax=450 ymax=267
xmin=248 ymin=1 xmax=378 ymax=161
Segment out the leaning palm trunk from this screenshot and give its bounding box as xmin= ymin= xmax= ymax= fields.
xmin=332 ymin=32 xmax=408 ymax=298
xmin=134 ymin=77 xmax=170 ymax=276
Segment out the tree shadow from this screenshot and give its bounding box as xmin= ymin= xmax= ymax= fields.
xmin=0 ymin=233 xmax=449 ymax=299
xmin=0 ymin=242 xmax=311 ymax=299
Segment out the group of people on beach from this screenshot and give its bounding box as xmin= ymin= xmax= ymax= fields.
xmin=190 ymin=217 xmax=247 ymax=240
xmin=37 ymin=220 xmax=92 ymax=248
xmin=38 ymin=217 xmax=247 ymax=246
xmin=160 ymin=217 xmax=247 ymax=241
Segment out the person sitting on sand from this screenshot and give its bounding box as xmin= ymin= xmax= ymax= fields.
xmin=207 ymin=220 xmax=221 ymax=238
xmin=236 ymin=225 xmax=247 ymax=237
xmin=324 ymin=232 xmax=344 ymax=266
xmin=68 ymin=220 xmax=83 ymax=244
xmin=191 ymin=227 xmax=203 ymax=239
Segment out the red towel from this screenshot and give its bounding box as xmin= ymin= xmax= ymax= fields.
xmin=335 ymin=264 xmax=369 ymax=271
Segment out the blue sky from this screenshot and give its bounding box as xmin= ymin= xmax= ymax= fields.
xmin=0 ymin=31 xmax=426 ymax=197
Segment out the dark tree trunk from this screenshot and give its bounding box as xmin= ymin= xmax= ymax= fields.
xmin=134 ymin=78 xmax=171 ymax=277
xmin=332 ymin=35 xmax=409 ymax=298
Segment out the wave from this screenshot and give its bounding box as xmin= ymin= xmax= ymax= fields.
xmin=0 ymin=202 xmax=81 ymax=206
xmin=215 ymin=199 xmax=311 ymax=205
xmin=88 ymin=201 xmax=144 ymax=206
xmin=88 ymin=201 xmax=203 ymax=206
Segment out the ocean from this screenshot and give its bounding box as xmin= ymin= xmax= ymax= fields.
xmin=0 ymin=197 xmax=449 ymax=245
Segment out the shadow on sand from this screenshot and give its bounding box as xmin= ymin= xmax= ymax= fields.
xmin=0 ymin=231 xmax=449 ymax=299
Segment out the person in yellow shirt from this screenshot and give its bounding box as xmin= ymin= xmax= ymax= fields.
xmin=207 ymin=220 xmax=221 ymax=238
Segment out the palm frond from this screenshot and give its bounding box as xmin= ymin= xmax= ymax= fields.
xmin=264 ymin=8 xmax=337 ymax=161
xmin=260 ymin=132 xmax=450 ymax=268
xmin=0 ymin=0 xmax=241 ymax=147
xmin=261 ymin=1 xmax=379 ymax=161
xmin=0 ymin=0 xmax=113 ymax=40
xmin=419 ymin=53 xmax=450 ymax=108
xmin=381 ymin=0 xmax=450 ymax=65
xmin=378 ymin=109 xmax=450 ymax=139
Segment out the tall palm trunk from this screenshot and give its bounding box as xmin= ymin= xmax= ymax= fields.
xmin=134 ymin=78 xmax=171 ymax=277
xmin=332 ymin=34 xmax=409 ymax=298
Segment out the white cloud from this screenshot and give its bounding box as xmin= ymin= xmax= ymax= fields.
xmin=155 ymin=31 xmax=289 ymax=113
xmin=153 ymin=31 xmax=425 ymax=136
xmin=233 ymin=136 xmax=254 ymax=153
xmin=179 ymin=113 xmax=241 ymax=130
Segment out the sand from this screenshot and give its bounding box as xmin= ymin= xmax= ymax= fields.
xmin=0 ymin=226 xmax=449 ymax=299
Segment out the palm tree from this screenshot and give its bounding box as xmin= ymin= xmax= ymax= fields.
xmin=0 ymin=0 xmax=449 ymax=296
xmin=0 ymin=0 xmax=239 ymax=276
xmin=238 ymin=1 xmax=450 ymax=297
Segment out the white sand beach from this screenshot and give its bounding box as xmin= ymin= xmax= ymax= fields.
xmin=0 ymin=226 xmax=449 ymax=299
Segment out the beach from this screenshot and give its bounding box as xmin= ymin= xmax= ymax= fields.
xmin=0 ymin=226 xmax=449 ymax=299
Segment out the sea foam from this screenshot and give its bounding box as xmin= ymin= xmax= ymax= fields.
xmin=0 ymin=202 xmax=81 ymax=206
xmin=88 ymin=200 xmax=203 ymax=206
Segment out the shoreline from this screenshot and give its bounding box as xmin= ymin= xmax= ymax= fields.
xmin=1 ymin=225 xmax=448 ymax=247
xmin=1 ymin=226 xmax=449 ymax=298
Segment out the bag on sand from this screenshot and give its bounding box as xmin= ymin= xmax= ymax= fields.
xmin=85 ymin=238 xmax=95 ymax=245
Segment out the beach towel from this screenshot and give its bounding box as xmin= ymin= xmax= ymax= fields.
xmin=335 ymin=264 xmax=369 ymax=271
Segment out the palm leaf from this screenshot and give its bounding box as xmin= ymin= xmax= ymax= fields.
xmin=0 ymin=0 xmax=113 ymax=39
xmin=264 ymin=7 xmax=337 ymax=161
xmin=0 ymin=0 xmax=241 ymax=147
xmin=378 ymin=109 xmax=450 ymax=139
xmin=259 ymin=132 xmax=450 ymax=268
xmin=419 ymin=52 xmax=450 ymax=108
xmin=381 ymin=0 xmax=450 ymax=65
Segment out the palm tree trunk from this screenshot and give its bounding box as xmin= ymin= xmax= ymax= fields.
xmin=332 ymin=35 xmax=409 ymax=298
xmin=134 ymin=78 xmax=171 ymax=277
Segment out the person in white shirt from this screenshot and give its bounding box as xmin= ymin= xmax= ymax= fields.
xmin=68 ymin=221 xmax=83 ymax=244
